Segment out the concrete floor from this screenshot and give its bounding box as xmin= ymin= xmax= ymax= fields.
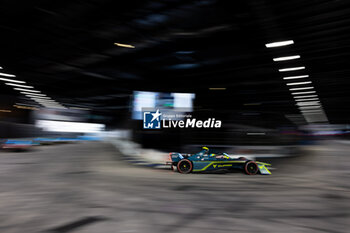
xmin=0 ymin=141 xmax=349 ymax=233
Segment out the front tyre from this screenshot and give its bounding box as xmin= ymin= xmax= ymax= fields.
xmin=177 ymin=159 xmax=193 ymax=174
xmin=244 ymin=161 xmax=259 ymax=175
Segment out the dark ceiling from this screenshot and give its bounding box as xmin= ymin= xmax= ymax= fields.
xmin=0 ymin=0 xmax=349 ymax=125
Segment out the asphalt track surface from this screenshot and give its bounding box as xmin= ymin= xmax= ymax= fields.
xmin=0 ymin=141 xmax=349 ymax=233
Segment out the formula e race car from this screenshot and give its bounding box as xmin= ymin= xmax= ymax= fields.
xmin=0 ymin=139 xmax=35 ymax=152
xmin=167 ymin=147 xmax=271 ymax=175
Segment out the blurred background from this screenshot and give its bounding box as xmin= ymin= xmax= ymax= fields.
xmin=0 ymin=0 xmax=350 ymax=232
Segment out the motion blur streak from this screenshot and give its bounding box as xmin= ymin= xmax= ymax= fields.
xmin=0 ymin=141 xmax=349 ymax=232
xmin=36 ymin=120 xmax=105 ymax=133
xmin=114 ymin=43 xmax=135 ymax=48
xmin=0 ymin=0 xmax=350 ymax=232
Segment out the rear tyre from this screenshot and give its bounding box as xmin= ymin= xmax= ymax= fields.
xmin=244 ymin=161 xmax=258 ymax=175
xmin=177 ymin=159 xmax=193 ymax=174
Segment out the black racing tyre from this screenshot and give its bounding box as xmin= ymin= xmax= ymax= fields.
xmin=177 ymin=159 xmax=193 ymax=174
xmin=244 ymin=161 xmax=259 ymax=175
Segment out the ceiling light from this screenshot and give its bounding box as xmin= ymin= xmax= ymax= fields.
xmin=20 ymin=92 xmax=46 ymax=96
xmin=283 ymin=75 xmax=309 ymax=80
xmin=296 ymin=101 xmax=320 ymax=106
xmin=292 ymin=91 xmax=316 ymax=95
xmin=0 ymin=72 xmax=16 ymax=77
xmin=302 ymin=112 xmax=324 ymax=116
xmin=14 ymin=88 xmax=40 ymax=93
xmin=265 ymin=40 xmax=294 ymax=48
xmin=42 ymin=104 xmax=61 ymax=107
xmin=294 ymin=95 xmax=318 ymax=99
xmin=279 ymin=67 xmax=305 ymax=72
xmin=286 ymin=81 xmax=312 ymax=86
xmin=32 ymin=99 xmax=56 ymax=103
xmin=300 ymin=109 xmax=323 ymax=113
xmin=5 ymin=83 xmax=33 ymax=88
xmin=295 ymin=98 xmax=319 ymax=102
xmin=273 ymin=55 xmax=300 ymax=62
xmin=247 ymin=132 xmax=266 ymax=135
xmin=289 ymin=87 xmax=314 ymax=91
xmin=41 ymin=104 xmax=61 ymax=107
xmin=38 ymin=100 xmax=58 ymax=104
xmin=15 ymin=103 xmax=39 ymax=107
xmin=0 ymin=109 xmax=11 ymax=112
xmin=40 ymin=102 xmax=61 ymax=106
xmin=32 ymin=100 xmax=57 ymax=105
xmin=15 ymin=103 xmax=33 ymax=106
xmin=0 ymin=77 xmax=26 ymax=84
xmin=13 ymin=105 xmax=39 ymax=110
xmin=31 ymin=96 xmax=55 ymax=102
xmin=299 ymin=106 xmax=321 ymax=110
xmin=114 ymin=43 xmax=135 ymax=48
xmin=27 ymin=95 xmax=51 ymax=99
xmin=43 ymin=105 xmax=65 ymax=109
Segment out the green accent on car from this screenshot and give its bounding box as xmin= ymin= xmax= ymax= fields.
xmin=193 ymin=161 xmax=245 ymax=171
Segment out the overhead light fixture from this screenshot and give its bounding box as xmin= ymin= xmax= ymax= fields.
xmin=296 ymin=101 xmax=320 ymax=106
xmin=32 ymin=99 xmax=56 ymax=102
xmin=40 ymin=103 xmax=62 ymax=107
xmin=42 ymin=103 xmax=63 ymax=107
xmin=291 ymin=91 xmax=316 ymax=95
xmin=294 ymin=95 xmax=318 ymax=99
xmin=43 ymin=105 xmax=65 ymax=109
xmin=0 ymin=67 xmax=2 ymax=69
xmin=279 ymin=67 xmax=305 ymax=72
xmin=302 ymin=112 xmax=324 ymax=116
xmin=0 ymin=109 xmax=11 ymax=113
xmin=114 ymin=43 xmax=135 ymax=48
xmin=32 ymin=99 xmax=56 ymax=103
xmin=209 ymin=88 xmax=226 ymax=90
xmin=300 ymin=109 xmax=323 ymax=113
xmin=27 ymin=95 xmax=51 ymax=99
xmin=299 ymin=106 xmax=321 ymax=110
xmin=32 ymin=97 xmax=55 ymax=101
xmin=15 ymin=103 xmax=34 ymax=106
xmin=0 ymin=72 xmax=16 ymax=77
xmin=283 ymin=75 xmax=309 ymax=80
xmin=0 ymin=77 xmax=26 ymax=84
xmin=295 ymin=98 xmax=319 ymax=102
xmin=5 ymin=83 xmax=33 ymax=88
xmin=265 ymin=40 xmax=294 ymax=48
xmin=40 ymin=102 xmax=59 ymax=104
xmin=13 ymin=105 xmax=39 ymax=110
xmin=40 ymin=102 xmax=62 ymax=106
xmin=15 ymin=103 xmax=39 ymax=107
xmin=286 ymin=81 xmax=312 ymax=86
xmin=247 ymin=132 xmax=266 ymax=135
xmin=273 ymin=55 xmax=300 ymax=62
xmin=20 ymin=92 xmax=46 ymax=96
xmin=14 ymin=88 xmax=40 ymax=93
xmin=289 ymin=87 xmax=314 ymax=91
xmin=42 ymin=104 xmax=61 ymax=107
xmin=32 ymin=101 xmax=57 ymax=105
